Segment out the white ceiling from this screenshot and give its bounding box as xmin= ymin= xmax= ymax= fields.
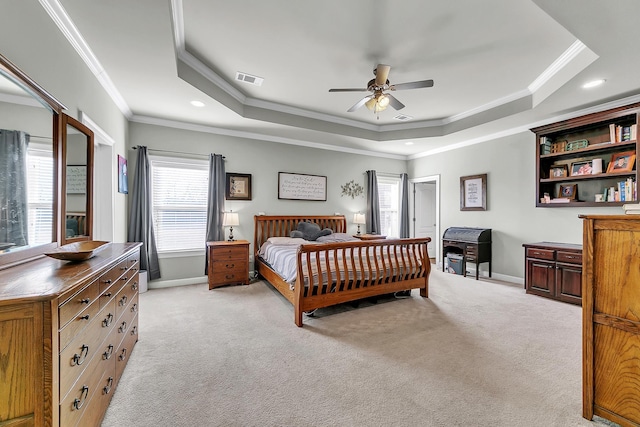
xmin=48 ymin=0 xmax=640 ymax=158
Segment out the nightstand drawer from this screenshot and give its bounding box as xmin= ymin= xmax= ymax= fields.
xmin=211 ymin=246 xmax=246 ymax=260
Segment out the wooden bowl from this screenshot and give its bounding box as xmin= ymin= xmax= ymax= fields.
xmin=44 ymin=241 xmax=110 ymax=261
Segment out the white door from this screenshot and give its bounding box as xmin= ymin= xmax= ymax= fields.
xmin=414 ymin=182 xmax=436 ymax=257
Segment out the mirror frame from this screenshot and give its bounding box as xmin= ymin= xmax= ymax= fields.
xmin=61 ymin=114 xmax=94 ymax=245
xmin=0 ymin=53 xmax=66 ymax=269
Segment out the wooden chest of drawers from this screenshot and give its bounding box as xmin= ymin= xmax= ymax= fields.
xmin=0 ymin=242 xmax=140 ymax=427
xmin=207 ymin=240 xmax=249 ymax=289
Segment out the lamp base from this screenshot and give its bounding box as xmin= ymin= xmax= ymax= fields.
xmin=227 ymin=227 xmax=235 ymax=242
xmin=356 ymin=225 xmax=361 ymax=236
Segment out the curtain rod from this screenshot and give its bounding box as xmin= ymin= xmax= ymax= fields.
xmin=133 ymin=145 xmax=224 ymax=159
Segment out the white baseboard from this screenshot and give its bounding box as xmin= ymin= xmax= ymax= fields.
xmin=436 ymin=263 xmax=524 ymax=286
xmin=149 ymin=276 xmax=207 ymax=289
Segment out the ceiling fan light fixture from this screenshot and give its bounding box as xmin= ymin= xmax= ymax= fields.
xmin=377 ymin=94 xmax=389 ymax=108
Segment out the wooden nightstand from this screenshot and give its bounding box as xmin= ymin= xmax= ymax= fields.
xmin=353 ymin=234 xmax=386 ymax=240
xmin=207 ymin=240 xmax=250 ymax=289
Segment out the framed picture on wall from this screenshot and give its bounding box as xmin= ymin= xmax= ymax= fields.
xmin=118 ymin=155 xmax=128 ymax=194
xmin=460 ymin=174 xmax=487 ymax=211
xmin=225 ymin=173 xmax=252 ymax=200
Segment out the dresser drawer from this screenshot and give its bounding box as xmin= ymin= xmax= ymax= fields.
xmin=115 ymin=314 xmax=139 ymax=384
xmin=115 ymin=274 xmax=139 ymax=321
xmin=60 ymin=298 xmax=116 ymax=400
xmin=526 ymin=248 xmax=555 ymax=261
xmin=557 ymin=251 xmax=582 ymax=264
xmin=212 ymin=246 xmax=247 ymax=260
xmin=59 ymin=280 xmax=100 ymax=328
xmin=211 ymin=270 xmax=247 ymax=285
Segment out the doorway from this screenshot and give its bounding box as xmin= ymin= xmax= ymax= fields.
xmin=411 ymin=175 xmax=440 ymax=266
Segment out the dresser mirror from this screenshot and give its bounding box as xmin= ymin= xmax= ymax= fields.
xmin=61 ymin=114 xmax=94 ymax=245
xmin=0 ymin=53 xmax=65 ymax=268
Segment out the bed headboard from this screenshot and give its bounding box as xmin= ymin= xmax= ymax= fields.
xmin=253 ymin=215 xmax=347 ymax=253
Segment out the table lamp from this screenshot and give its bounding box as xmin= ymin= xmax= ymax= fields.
xmin=353 ymin=213 xmax=365 ymax=236
xmin=223 ymin=211 xmax=239 ymax=241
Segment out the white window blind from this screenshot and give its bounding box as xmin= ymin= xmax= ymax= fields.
xmin=150 ymin=158 xmax=209 ymax=252
xmin=27 ymin=147 xmax=53 ymax=245
xmin=377 ymin=176 xmax=400 ymax=238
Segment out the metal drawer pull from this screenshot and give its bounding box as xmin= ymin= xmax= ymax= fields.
xmin=103 ymin=344 xmax=114 ymax=360
xmin=226 ymin=263 xmax=235 ymax=268
xmin=564 ymin=255 xmax=575 ymax=259
xmin=120 ymin=266 xmax=127 ymax=270
xmin=118 ymin=321 xmax=127 ymax=333
xmin=80 ymin=298 xmax=90 ymax=304
xmin=72 ymin=345 xmax=89 ymax=366
xmin=72 ymin=385 xmax=89 ymax=410
xmin=131 ymin=326 xmax=138 ymax=336
xmin=131 ymin=282 xmax=138 ymax=291
xmin=102 ymin=279 xmax=112 ymax=284
xmin=225 ymin=274 xmax=235 ymax=280
xmin=131 ymin=303 xmax=138 ymax=313
xmin=119 ymin=295 xmax=128 ymax=306
xmin=79 ymin=314 xmax=90 ymax=321
xmin=102 ymin=313 xmax=113 ymax=327
xmin=118 ymin=348 xmax=127 ymax=361
xmin=121 ymin=276 xmax=128 ymax=281
xmin=103 ymin=292 xmax=112 ymax=298
xmin=103 ymin=377 xmax=113 ymax=395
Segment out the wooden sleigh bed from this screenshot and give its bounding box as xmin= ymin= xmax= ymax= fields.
xmin=254 ymin=215 xmax=431 ymax=326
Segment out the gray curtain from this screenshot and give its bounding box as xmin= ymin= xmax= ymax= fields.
xmin=127 ymin=146 xmax=161 ymax=280
xmin=399 ymin=173 xmax=410 ymax=238
xmin=0 ymin=130 xmax=29 ymax=247
xmin=204 ymin=154 xmax=225 ymax=273
xmin=365 ymin=170 xmax=381 ymax=234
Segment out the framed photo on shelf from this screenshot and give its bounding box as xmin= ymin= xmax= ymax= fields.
xmin=570 ymin=160 xmax=592 ymax=176
xmin=550 ymin=164 xmax=568 ymax=178
xmin=559 ymin=184 xmax=577 ymax=200
xmin=225 ymin=173 xmax=252 ymax=200
xmin=606 ymin=150 xmax=636 ymax=173
xmin=460 ymin=173 xmax=487 ymax=211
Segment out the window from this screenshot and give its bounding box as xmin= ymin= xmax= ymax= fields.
xmin=150 ymin=157 xmax=209 ymax=252
xmin=27 ymin=145 xmax=54 ymax=245
xmin=377 ymin=176 xmax=400 ymax=238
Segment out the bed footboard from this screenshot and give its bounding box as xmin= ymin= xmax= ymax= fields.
xmin=293 ymin=238 xmax=431 ymax=326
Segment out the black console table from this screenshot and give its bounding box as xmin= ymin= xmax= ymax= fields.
xmin=442 ymin=227 xmax=492 ymax=280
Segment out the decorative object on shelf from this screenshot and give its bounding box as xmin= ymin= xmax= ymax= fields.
xmin=353 ymin=213 xmax=365 ymax=235
xmin=591 ymin=158 xmax=603 ymax=174
xmin=278 ymin=172 xmax=327 ymax=201
xmin=340 ymin=180 xmax=363 ymax=199
xmin=225 ymin=173 xmax=252 ymax=200
xmin=559 ymin=184 xmax=577 ymax=200
xmin=550 ymin=164 xmax=568 ymax=178
xmin=606 ymin=150 xmax=636 ymax=173
xmin=566 ymin=139 xmax=589 ymax=151
xmin=551 ymin=140 xmax=566 ymax=153
xmin=570 ymin=160 xmax=593 ymax=176
xmin=460 ymin=174 xmax=487 ymax=211
xmin=223 ymin=211 xmax=239 ymax=241
xmin=44 ymin=240 xmax=109 ymax=261
xmin=118 ymin=155 xmax=128 ymax=194
xmin=540 ymin=136 xmax=551 ymax=154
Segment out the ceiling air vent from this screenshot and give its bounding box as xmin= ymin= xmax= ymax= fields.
xmin=393 ymin=114 xmax=413 ymax=121
xmin=235 ymin=72 xmax=264 ymax=87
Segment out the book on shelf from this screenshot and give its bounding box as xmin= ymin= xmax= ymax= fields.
xmin=609 ymin=123 xmax=637 ymax=143
xmin=548 ymin=197 xmax=572 ymax=203
xmin=623 ymin=203 xmax=640 ymax=212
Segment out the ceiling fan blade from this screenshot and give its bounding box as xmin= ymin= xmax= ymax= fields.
xmin=347 ymin=95 xmax=373 ymax=112
xmin=389 ymin=79 xmax=434 ymax=91
xmin=329 ymin=88 xmax=369 ymax=92
xmin=386 ymin=94 xmax=405 ymax=110
xmin=375 ymin=64 xmax=391 ymax=87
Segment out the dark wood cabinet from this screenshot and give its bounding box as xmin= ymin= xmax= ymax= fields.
xmin=531 ymin=103 xmax=639 ymax=207
xmin=442 ymin=227 xmax=492 ymax=280
xmin=523 ymin=242 xmax=582 ymax=305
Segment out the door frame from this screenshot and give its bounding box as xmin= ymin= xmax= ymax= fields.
xmin=410 ymin=175 xmax=441 ymax=267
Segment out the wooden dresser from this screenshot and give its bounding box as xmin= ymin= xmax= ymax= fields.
xmin=581 ymin=215 xmax=640 ymax=426
xmin=523 ymin=242 xmax=582 ymax=305
xmin=207 ymin=240 xmax=250 ymax=289
xmin=0 ymin=242 xmax=141 ymax=427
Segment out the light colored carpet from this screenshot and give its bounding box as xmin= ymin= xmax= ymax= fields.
xmin=101 ymin=269 xmax=615 ymax=427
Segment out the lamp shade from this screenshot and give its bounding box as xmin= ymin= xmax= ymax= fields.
xmin=353 ymin=213 xmax=366 ymax=225
xmin=223 ymin=212 xmax=239 ymax=227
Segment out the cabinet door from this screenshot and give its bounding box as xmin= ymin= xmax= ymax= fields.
xmin=526 ymin=259 xmax=555 ymax=298
xmin=0 ymin=302 xmax=44 ymax=426
xmin=556 ymin=262 xmax=582 ymax=305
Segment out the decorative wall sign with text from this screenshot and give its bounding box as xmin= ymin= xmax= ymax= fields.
xmin=460 ymin=173 xmax=487 ymax=211
xmin=278 ymin=172 xmax=327 ymax=201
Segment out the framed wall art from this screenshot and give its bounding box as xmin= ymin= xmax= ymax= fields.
xmin=460 ymin=173 xmax=487 ymax=211
xmin=225 ymin=173 xmax=252 ymax=200
xmin=559 ymin=184 xmax=577 ymax=200
xmin=278 ymin=172 xmax=327 ymax=201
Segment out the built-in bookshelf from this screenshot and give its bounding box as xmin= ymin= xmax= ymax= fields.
xmin=531 ymin=103 xmax=640 ymax=207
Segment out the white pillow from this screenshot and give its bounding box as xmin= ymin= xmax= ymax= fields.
xmin=266 ymin=237 xmax=308 ymax=246
xmin=316 ymin=233 xmax=359 ymax=243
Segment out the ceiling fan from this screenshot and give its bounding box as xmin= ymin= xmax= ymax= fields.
xmin=328 ymin=64 xmax=434 ymax=116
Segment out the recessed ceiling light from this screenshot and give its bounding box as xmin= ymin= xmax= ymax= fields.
xmin=405 ymin=142 xmax=414 ymax=145
xmin=583 ymin=79 xmax=605 ymax=89
xmin=190 ymin=100 xmax=205 ymax=107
